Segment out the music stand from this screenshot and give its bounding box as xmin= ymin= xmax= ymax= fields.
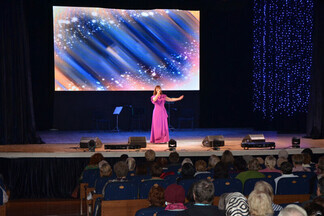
xmin=112 ymin=106 xmax=123 ymax=132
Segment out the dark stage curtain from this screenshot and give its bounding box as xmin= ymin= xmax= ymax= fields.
xmin=0 ymin=0 xmax=42 ymax=144
xmin=306 ymin=0 xmax=324 ymax=138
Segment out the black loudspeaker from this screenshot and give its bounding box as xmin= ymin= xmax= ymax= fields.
xmin=128 ymin=136 xmax=147 ymax=148
xmin=168 ymin=139 xmax=177 ymax=151
xmin=202 ymin=135 xmax=225 ymax=147
xmin=242 ymin=134 xmax=265 ymax=143
xmin=292 ymin=137 xmax=300 ymax=148
xmin=80 ymin=137 xmax=103 ymax=148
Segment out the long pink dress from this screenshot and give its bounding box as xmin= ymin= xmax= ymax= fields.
xmin=150 ymin=94 xmax=169 ymax=143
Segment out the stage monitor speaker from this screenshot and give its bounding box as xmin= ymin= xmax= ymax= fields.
xmin=202 ymin=135 xmax=225 ymax=147
xmin=292 ymin=137 xmax=300 ymax=148
xmin=128 ymin=136 xmax=147 ymax=148
xmin=80 ymin=137 xmax=103 ymax=148
xmin=242 ymin=134 xmax=265 ymax=143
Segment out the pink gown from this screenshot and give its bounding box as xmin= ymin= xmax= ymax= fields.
xmin=150 ymin=94 xmax=169 ymax=143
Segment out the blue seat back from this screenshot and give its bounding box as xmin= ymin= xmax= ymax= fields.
xmin=195 ymin=173 xmax=213 ymax=181
xmin=213 ymin=178 xmax=242 ymax=196
xmin=129 ymin=175 xmax=152 ymax=184
xmin=262 ymin=172 xmax=281 ymax=179
xmin=157 ymin=210 xmax=185 ymax=216
xmin=293 ymin=172 xmax=316 ymax=179
xmin=94 ymin=177 xmax=111 ymax=194
xmin=104 ymin=181 xmax=137 ymax=200
xmin=164 ymin=174 xmax=179 ymax=185
xmin=243 ymin=178 xmax=275 ymax=195
xmin=139 ymin=180 xmax=167 ymax=199
xmin=135 ymin=207 xmax=164 ymax=216
xmin=276 ymin=177 xmax=310 ymax=195
xmin=167 ymin=165 xmax=181 ymax=173
xmin=178 ymin=179 xmax=198 ymax=195
xmin=82 ymin=169 xmax=100 ymax=187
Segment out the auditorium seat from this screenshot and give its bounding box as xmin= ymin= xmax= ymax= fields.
xmin=135 ymin=207 xmax=164 ymax=216
xmin=80 ymin=169 xmax=100 ymax=215
xmin=139 ymin=180 xmax=167 ymax=199
xmin=195 ymin=173 xmax=213 ymax=180
xmin=104 ymin=182 xmax=138 ymax=200
xmin=213 ymin=178 xmax=242 ymax=196
xmin=262 ymin=172 xmax=281 ymax=179
xmin=164 ymin=174 xmax=179 ymax=184
xmin=178 ymin=179 xmax=198 ymax=195
xmin=292 ymin=171 xmax=316 ymax=179
xmin=276 ymin=177 xmax=310 ymax=195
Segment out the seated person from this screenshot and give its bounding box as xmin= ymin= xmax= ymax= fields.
xmin=278 ymin=204 xmax=307 ymax=216
xmin=194 ymin=160 xmax=210 ymax=177
xmin=157 ymin=184 xmax=187 ymax=215
xmin=259 ymin=156 xmax=281 ymax=173
xmin=236 ymin=158 xmax=265 ymax=186
xmin=93 ymin=161 xmax=113 ymax=194
xmin=126 ymin=157 xmax=136 ymax=176
xmin=225 ymin=192 xmax=249 ymax=216
xmin=177 ymin=179 xmax=222 ymax=216
xmin=0 ymin=175 xmax=8 ymax=204
xmin=144 ymin=162 xmax=164 ymax=181
xmin=248 ymin=190 xmax=273 ymax=216
xmin=177 ymin=163 xmax=195 ymax=183
xmin=253 ymin=180 xmax=283 ymax=212
xmin=274 ymin=162 xmax=298 ymax=194
xmin=213 ymin=162 xmax=229 ymax=179
xmin=168 ymin=152 xmax=181 ymax=171
xmin=108 ymin=161 xmax=128 ymax=183
xmin=207 ymin=155 xmax=220 ymax=171
xmin=233 ymin=157 xmax=248 ymax=174
xmin=135 ymin=185 xmax=165 ymax=216
xmin=292 ymin=154 xmax=311 ymax=172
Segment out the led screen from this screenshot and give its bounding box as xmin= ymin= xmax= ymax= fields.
xmin=53 ymin=6 xmax=200 ymax=91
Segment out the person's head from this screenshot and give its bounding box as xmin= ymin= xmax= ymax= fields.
xmin=253 ymin=180 xmax=274 ymax=200
xmin=225 ymin=192 xmax=249 ymax=216
xmin=148 ymin=184 xmax=165 ymax=207
xmin=113 ymin=161 xmax=129 ymax=178
xmin=164 ymin=184 xmax=186 ymax=204
xmin=89 ymin=153 xmax=104 ymax=165
xmin=234 ymin=157 xmax=247 ymax=172
xmin=280 ymin=162 xmax=293 ymax=174
xmin=318 ymin=156 xmax=324 ymax=174
xmin=301 ymin=148 xmax=314 ymax=161
xmin=135 ymin=163 xmax=147 ymax=175
xmin=99 ymin=161 xmax=112 ymax=177
xmin=181 ymin=163 xmax=195 ymax=178
xmin=181 ymin=158 xmax=193 ymax=166
xmin=278 ymin=204 xmax=307 ymax=216
xmin=292 ymin=154 xmax=304 ymax=167
xmin=278 ymin=149 xmax=289 ymax=159
xmin=302 ymin=153 xmax=311 ymax=165
xmin=126 ymin=157 xmax=136 ymax=171
xmin=195 ymin=160 xmax=207 ymax=172
xmin=313 ymin=196 xmax=324 ymax=208
xmin=208 ymin=155 xmax=220 ymax=169
xmin=248 ymin=190 xmax=273 ymax=216
xmin=153 ymin=85 xmax=162 ymax=95
xmin=193 ymin=180 xmax=214 ymax=204
xmin=305 ymin=202 xmax=324 ymax=216
xmin=264 ymin=155 xmax=277 ymax=170
xmin=256 ymin=157 xmax=265 ymax=166
xmin=243 ymin=155 xmax=254 ymax=164
xmin=317 ymin=177 xmax=324 ymax=196
xmin=214 ymin=161 xmax=229 ymax=179
xmin=277 ymin=157 xmax=288 ymax=168
xmin=156 ymin=157 xmax=168 ymax=168
xmin=221 ymin=150 xmax=235 ymax=164
xmin=248 ymin=158 xmax=261 ymax=171
xmin=145 ymin=149 xmax=156 ymax=162
xmin=151 ymin=162 xmax=163 ymax=177
xmin=119 ymin=154 xmax=128 ymax=162
xmin=169 ymin=151 xmax=180 ymax=164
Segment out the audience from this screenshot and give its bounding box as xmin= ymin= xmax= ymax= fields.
xmin=157 ymin=184 xmax=187 ymax=215
xmin=207 ymin=155 xmax=220 ymax=171
xmin=194 ymin=160 xmax=210 ymax=177
xmin=278 ymin=204 xmax=307 ymax=216
xmin=274 ymin=162 xmax=298 ymax=194
xmin=292 ymin=154 xmax=311 ymax=172
xmin=144 ymin=162 xmax=164 ymax=181
xmin=135 ymin=185 xmax=165 ymax=216
xmin=145 ymin=149 xmax=156 ymax=171
xmin=168 ymin=152 xmax=181 ymax=168
xmin=277 ymin=150 xmax=289 ymax=168
xmin=225 ymin=192 xmax=249 ymax=216
xmin=126 ymin=157 xmax=136 ymax=176
xmin=248 ymin=190 xmax=273 ymax=216
xmin=0 ymin=176 xmax=8 ymax=204
xmin=317 ymin=156 xmax=324 ymax=179
xmin=259 ymin=156 xmax=281 ymax=173
xmin=94 ymin=161 xmax=113 ymax=194
xmin=119 ymin=154 xmax=129 ymax=162
xmin=135 ymin=163 xmax=148 ymax=176
xmin=109 ymin=161 xmax=129 ymax=182
xmin=254 ymin=180 xmax=283 ymax=212
xmin=236 ymin=158 xmax=265 ymax=186
xmin=158 ymin=157 xmax=175 ymax=178
xmin=304 ymin=202 xmax=324 ymax=216
xmin=177 ymin=180 xmax=222 ymax=216
xmin=221 ymin=150 xmax=235 ymax=173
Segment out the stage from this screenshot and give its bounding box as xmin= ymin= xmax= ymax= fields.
xmin=0 ymin=129 xmax=323 ymax=158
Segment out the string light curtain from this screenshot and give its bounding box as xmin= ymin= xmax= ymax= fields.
xmin=253 ymin=0 xmax=313 ymax=119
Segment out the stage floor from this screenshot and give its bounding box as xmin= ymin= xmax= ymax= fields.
xmin=0 ymin=128 xmax=324 ymax=158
